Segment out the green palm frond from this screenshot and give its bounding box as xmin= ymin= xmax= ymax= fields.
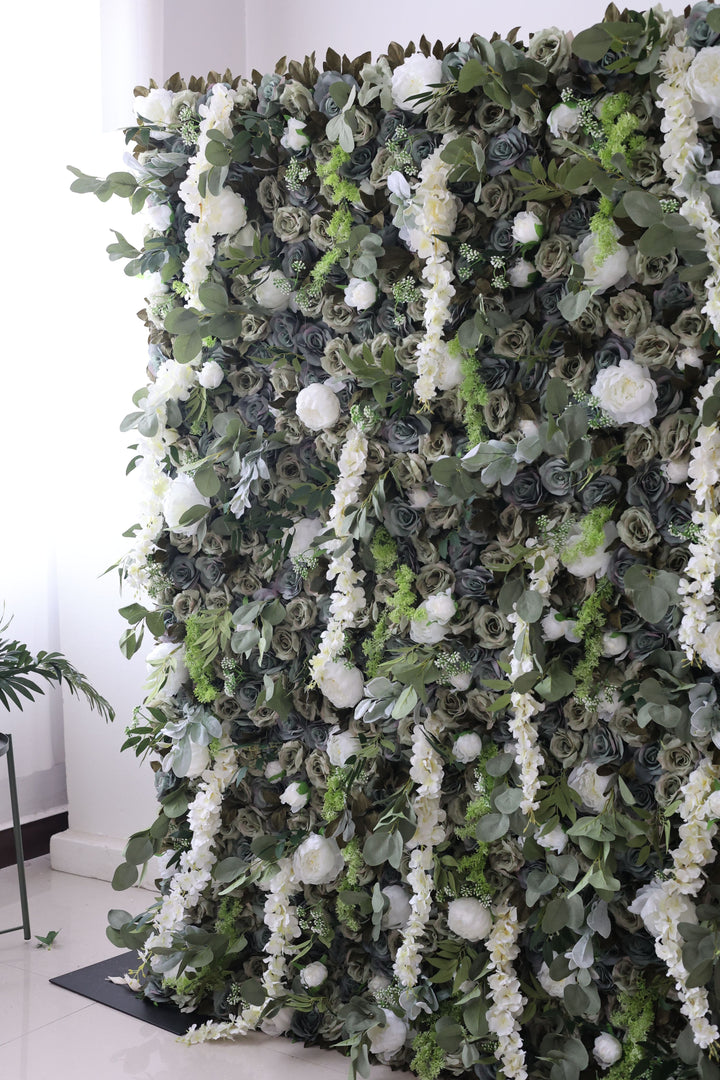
xmin=0 ymin=615 xmax=115 ymax=723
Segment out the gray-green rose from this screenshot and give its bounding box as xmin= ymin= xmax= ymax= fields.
xmin=617 ymin=506 xmax=660 ymax=552
xmin=633 ymin=324 xmax=678 ymax=369
xmin=473 ymin=607 xmax=512 ymax=649
xmin=273 ymin=205 xmax=310 ymax=243
xmin=606 ymin=289 xmax=652 ymax=338
xmin=527 ymin=25 xmax=572 ymax=71
xmin=535 ymin=236 xmax=573 ymax=280
xmin=630 ymin=249 xmax=679 ymax=286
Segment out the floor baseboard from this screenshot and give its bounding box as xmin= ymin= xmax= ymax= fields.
xmin=0 ymin=811 xmax=69 ymax=869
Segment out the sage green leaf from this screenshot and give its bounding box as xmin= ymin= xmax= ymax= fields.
xmin=515 ymin=590 xmax=544 ymax=624
xmin=571 ymin=26 xmax=612 ymax=61
xmin=638 ymin=222 xmax=675 ymax=257
xmin=164 ymin=307 xmax=200 ymax=335
xmin=124 ymin=835 xmax=154 ymax=865
xmin=173 ymin=330 xmax=204 ymax=364
xmin=557 ymin=290 xmax=592 ymax=322
xmin=112 ymin=861 xmax=139 ymax=891
xmin=493 ymin=786 xmax=524 ymax=815
xmin=476 ymin=812 xmax=509 ymax=842
xmin=623 ymin=190 xmax=664 ymax=227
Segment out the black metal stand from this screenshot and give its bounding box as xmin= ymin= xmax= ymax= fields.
xmin=0 ymin=733 xmax=31 ymax=939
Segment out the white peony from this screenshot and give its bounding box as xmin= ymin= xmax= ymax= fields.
xmin=288 ymin=516 xmax=324 ymax=558
xmin=548 ymin=102 xmax=581 ymax=137
xmin=391 ymin=54 xmax=443 ymax=113
xmin=435 ymin=345 xmax=464 ymax=390
xmin=280 ymin=781 xmax=308 ymax=813
xmin=410 ymin=590 xmax=456 ymax=645
xmin=577 ymin=231 xmax=629 ymax=293
xmin=508 ymin=258 xmax=535 ymax=287
xmin=512 ymin=210 xmax=543 ymax=245
xmin=602 ymin=632 xmax=628 ymax=657
xmin=316 ymin=660 xmax=365 ymax=708
xmin=296 ymin=383 xmax=341 ymax=431
xmin=367 ymin=1009 xmax=408 ymax=1057
xmin=686 ymin=46 xmax=720 ymax=122
xmin=344 ymin=277 xmax=377 ymax=310
xmin=593 ymin=1034 xmax=623 ymax=1069
xmin=561 ymin=522 xmax=617 ymax=579
xmin=197 ymin=361 xmax=224 ymax=389
xmin=292 ymin=833 xmax=345 ymax=885
xmin=281 ymin=117 xmax=310 ymax=151
xmin=185 ymin=741 xmax=211 ymax=778
xmin=568 ymin=762 xmax=612 ymax=812
xmin=301 ymin=961 xmax=328 ymax=988
xmin=453 ymin=732 xmax=483 ymax=763
xmin=542 ymin=610 xmax=572 ymax=640
xmin=382 ymin=885 xmax=412 ymax=929
xmin=326 ymin=726 xmax=361 ymax=766
xmin=255 ymin=269 xmax=291 ymax=312
xmin=260 ymin=1006 xmax=294 ymax=1036
xmin=162 ymin=474 xmax=210 ymax=536
xmin=203 ymin=186 xmax=248 ymax=236
xmin=665 ymin=458 xmax=689 ymax=484
xmin=134 ymin=88 xmax=175 ymax=126
xmin=536 ymin=824 xmax=568 ymax=855
xmin=145 ymin=642 xmax=188 ymax=701
xmin=447 ymin=897 xmax=493 ymax=942
xmin=592 ymin=359 xmax=658 ymax=427
xmin=265 ymin=759 xmax=284 ymax=781
xmin=144 ymin=200 xmax=172 ymax=232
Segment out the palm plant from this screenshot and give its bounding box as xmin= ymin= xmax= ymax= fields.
xmin=0 ymin=612 xmax=114 ymax=723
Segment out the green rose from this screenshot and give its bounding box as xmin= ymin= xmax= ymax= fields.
xmin=605 ymin=289 xmax=652 ymax=338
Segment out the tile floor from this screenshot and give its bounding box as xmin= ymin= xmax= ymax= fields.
xmin=0 ymin=856 xmax=410 ymax=1080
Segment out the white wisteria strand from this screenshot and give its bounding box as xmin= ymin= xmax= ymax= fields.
xmin=656 ymin=36 xmax=720 ymax=334
xmin=678 ymin=372 xmax=720 ymax=670
xmin=143 ymin=744 xmax=238 ymax=955
xmin=183 ymin=858 xmax=300 ymax=1044
xmin=630 ymin=758 xmax=720 ymax=1049
xmin=309 ymin=425 xmax=368 ymax=686
xmin=393 ymin=714 xmax=446 ymax=988
xmin=402 ymin=141 xmax=460 ymax=405
xmin=486 ymin=902 xmax=527 ymax=1080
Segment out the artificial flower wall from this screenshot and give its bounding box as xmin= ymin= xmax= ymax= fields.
xmin=73 ymin=5 xmax=720 ymax=1078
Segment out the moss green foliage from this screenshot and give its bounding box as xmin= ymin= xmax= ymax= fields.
xmin=370 ymin=527 xmax=398 ymax=573
xmin=604 ymin=979 xmax=656 ymax=1080
xmin=590 ymin=195 xmax=620 ymax=265
xmin=323 ymin=766 xmax=351 ymax=820
xmin=316 ymin=146 xmax=360 ymax=205
xmin=411 ymin=1029 xmax=445 ymax=1080
xmin=342 ymin=836 xmax=363 ymax=886
xmin=456 ymin=843 xmax=492 ymax=900
xmin=302 ymin=148 xmax=360 ymax=296
xmin=455 ymin=745 xmax=496 ymax=900
xmin=363 ymin=614 xmax=389 ymax=678
xmin=387 ymin=565 xmax=423 ymax=624
xmin=183 ymin=613 xmax=220 ymax=702
xmin=573 ymin=578 xmax=614 ymax=704
xmin=215 ymin=897 xmax=243 ymax=937
xmin=453 ymin=336 xmax=489 ymax=446
xmin=598 ymin=93 xmax=645 ymax=172
xmin=562 ymin=505 xmax=613 ymax=563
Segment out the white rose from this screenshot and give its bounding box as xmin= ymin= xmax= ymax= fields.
xmin=391 ymin=54 xmax=443 ymax=113
xmin=162 ymin=474 xmax=210 ymax=536
xmin=382 ymin=885 xmax=412 ymax=929
xmin=204 ymin=186 xmax=248 ymax=236
xmin=593 ymin=1034 xmax=623 ymax=1069
xmin=410 ymin=590 xmax=456 ymax=645
xmin=537 ymin=960 xmax=577 ymax=998
xmin=592 ymin=359 xmax=658 ymax=427
xmin=542 ymin=610 xmax=572 ymax=640
xmin=577 ymin=231 xmax=629 ymax=293
xmin=281 ymin=117 xmax=310 ymax=151
xmin=185 ymin=741 xmax=211 ymax=778
xmin=296 ymin=383 xmax=341 ymax=431
xmin=665 ymin=458 xmax=689 ymax=484
xmin=326 ymin=726 xmax=361 ymax=766
xmin=344 ymin=277 xmax=377 ymax=310
xmin=292 ymin=833 xmax=344 ymax=885
xmin=316 ymin=660 xmax=365 ymax=708
xmin=548 ymin=102 xmax=580 ymax=137
xmin=198 ymin=361 xmax=224 ymax=389
xmin=260 ymin=1006 xmax=294 ymax=1036
xmin=687 ymin=46 xmax=720 ymax=122
xmin=701 ymin=620 xmax=720 ymax=672
xmin=265 ymin=759 xmax=284 ymax=781
xmin=562 ymin=522 xmax=617 ymax=578
xmin=536 ymin=825 xmax=568 ymax=855
xmin=280 ymin=781 xmax=308 ymax=813
xmin=134 ymin=87 xmax=175 ymax=126
xmin=602 ymin=632 xmax=627 ymax=657
xmin=453 ymin=732 xmax=483 ymax=763
xmin=367 ymin=1009 xmax=408 ymax=1057
xmin=568 ymin=762 xmax=612 ymax=813
xmin=144 ymin=200 xmax=172 ymax=232
xmin=145 ymin=642 xmax=188 ymax=701
xmin=512 ymin=210 xmax=543 ymax=245
xmin=300 ymin=961 xmax=327 ymax=988
xmin=447 ymin=897 xmax=493 ymax=942
xmin=255 ymin=269 xmax=291 ymax=312
xmin=450 ymin=669 xmax=472 ymax=691
xmin=425 ymin=590 xmax=456 ymax=623
xmin=508 ymin=258 xmax=535 ymax=287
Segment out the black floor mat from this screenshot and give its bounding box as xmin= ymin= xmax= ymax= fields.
xmin=49 ymin=950 xmax=207 ymax=1035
